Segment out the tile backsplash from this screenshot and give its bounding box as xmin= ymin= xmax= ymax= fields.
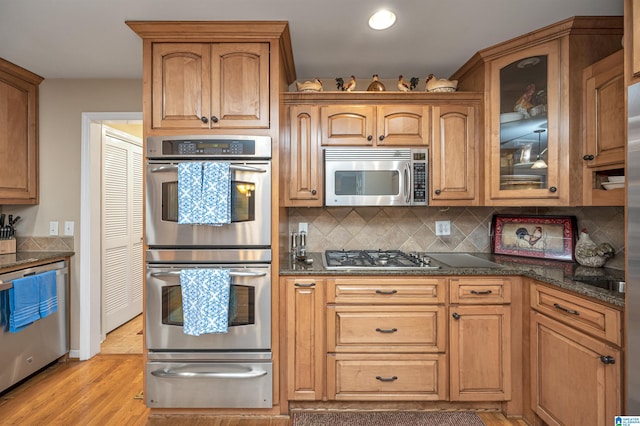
xmin=17 ymin=236 xmax=74 ymax=252
xmin=289 ymin=206 xmax=625 ymax=270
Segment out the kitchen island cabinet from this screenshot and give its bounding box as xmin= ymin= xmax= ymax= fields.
xmin=451 ymin=16 xmax=623 ymax=207
xmin=0 ymin=58 xmax=43 ymax=204
xmin=530 ymin=281 xmax=622 ymax=426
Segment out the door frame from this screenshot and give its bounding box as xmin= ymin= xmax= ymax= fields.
xmin=79 ymin=112 xmax=142 ymax=360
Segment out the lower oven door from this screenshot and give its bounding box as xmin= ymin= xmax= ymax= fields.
xmin=146 ymin=354 xmax=272 ymax=408
xmin=145 ymin=259 xmax=270 ymax=351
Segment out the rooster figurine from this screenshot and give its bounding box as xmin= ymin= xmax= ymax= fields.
xmin=574 ymin=228 xmax=615 ymax=267
xmin=296 ymin=78 xmax=323 ymax=92
xmin=425 ymin=74 xmax=458 ymax=93
xmin=397 ymin=75 xmax=410 ymax=92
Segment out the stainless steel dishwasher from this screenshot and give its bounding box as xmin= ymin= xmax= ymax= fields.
xmin=0 ymin=260 xmax=69 ymax=393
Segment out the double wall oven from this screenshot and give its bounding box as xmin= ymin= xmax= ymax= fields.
xmin=145 ymin=135 xmax=273 ymax=408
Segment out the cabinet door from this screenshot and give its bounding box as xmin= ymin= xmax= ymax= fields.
xmin=430 ymin=104 xmax=478 ymax=204
xmin=285 ymin=278 xmax=325 ymax=400
xmin=449 ymin=305 xmax=511 ymax=401
xmin=210 ymin=43 xmax=269 ymax=128
xmin=487 ymin=41 xmax=564 ymax=205
xmin=0 ymin=68 xmax=39 ymax=203
xmin=284 ymin=105 xmax=322 ymax=206
xmin=320 ymin=105 xmax=376 ymax=145
xmin=531 ymin=312 xmax=621 ymax=426
xmin=376 ymin=105 xmax=429 ymax=146
xmin=151 ymin=43 xmax=211 ymax=129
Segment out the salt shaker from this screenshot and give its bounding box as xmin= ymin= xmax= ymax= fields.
xmin=297 ymin=231 xmax=307 ymax=258
xmin=290 ymin=232 xmax=298 ymax=258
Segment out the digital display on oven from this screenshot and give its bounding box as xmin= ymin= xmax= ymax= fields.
xmin=162 ymin=139 xmax=256 ymax=156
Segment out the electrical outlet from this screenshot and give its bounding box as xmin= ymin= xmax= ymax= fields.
xmin=298 ymin=222 xmax=308 ymax=233
xmin=435 ymin=220 xmax=451 ymax=236
xmin=49 ymin=221 xmax=59 ymax=236
xmin=64 ymin=221 xmax=74 ymax=236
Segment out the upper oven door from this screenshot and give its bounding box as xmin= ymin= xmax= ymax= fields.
xmin=325 ymin=148 xmax=412 ymax=206
xmin=145 ymin=262 xmax=271 ymax=351
xmin=146 ymin=160 xmax=271 ymax=247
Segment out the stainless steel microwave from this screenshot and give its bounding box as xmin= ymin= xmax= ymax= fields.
xmin=324 ymin=147 xmax=428 ymax=206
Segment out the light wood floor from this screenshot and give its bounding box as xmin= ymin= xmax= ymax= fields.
xmin=100 ymin=314 xmax=143 ymax=354
xmin=0 ymin=316 xmax=528 ymax=425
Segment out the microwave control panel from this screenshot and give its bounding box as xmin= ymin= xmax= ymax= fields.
xmin=412 ymin=150 xmax=428 ymax=205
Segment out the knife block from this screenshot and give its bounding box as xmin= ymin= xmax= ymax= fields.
xmin=0 ymin=238 xmax=16 ymax=254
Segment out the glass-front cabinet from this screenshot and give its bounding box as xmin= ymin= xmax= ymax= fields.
xmin=488 ymin=41 xmax=563 ymax=204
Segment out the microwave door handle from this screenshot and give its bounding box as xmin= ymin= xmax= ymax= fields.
xmin=148 ymin=164 xmax=266 ymax=173
xmin=404 ymin=164 xmax=411 ymax=204
xmin=149 ymin=270 xmax=267 ymax=278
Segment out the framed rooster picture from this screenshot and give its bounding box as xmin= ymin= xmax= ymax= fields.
xmin=490 ymin=214 xmax=577 ymax=261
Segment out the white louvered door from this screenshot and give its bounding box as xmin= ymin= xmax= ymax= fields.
xmin=101 ymin=126 xmax=143 ymax=334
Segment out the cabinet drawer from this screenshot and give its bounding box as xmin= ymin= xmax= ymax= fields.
xmin=450 ymin=277 xmax=512 ymax=304
xmin=327 ymin=305 xmax=446 ymax=352
xmin=327 ymin=353 xmax=448 ymax=401
xmin=531 ymin=284 xmax=622 ymax=346
xmin=327 ymin=277 xmax=446 ymax=304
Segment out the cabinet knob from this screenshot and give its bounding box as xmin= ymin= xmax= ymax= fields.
xmin=311 ymin=189 xmax=317 ymax=195
xmin=600 ymin=355 xmax=616 ymax=365
xmin=367 ymin=135 xmax=373 ymax=141
xmin=583 ymin=154 xmax=595 ymax=161
xmin=452 ymin=312 xmax=460 ymax=320
xmin=210 ymin=116 xmax=219 ymax=123
xmin=379 ymin=135 xmax=385 ymax=141
xmin=200 ymin=116 xmax=209 ymax=123
xmin=549 ymin=186 xmax=557 ymax=193
xmin=434 ymin=189 xmax=442 ymax=195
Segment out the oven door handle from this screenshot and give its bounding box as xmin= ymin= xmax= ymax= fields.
xmin=149 ymin=270 xmax=267 ymax=278
xmin=148 ymin=164 xmax=267 ymax=173
xmin=150 ymin=367 xmax=268 ymax=379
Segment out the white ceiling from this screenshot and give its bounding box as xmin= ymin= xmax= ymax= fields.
xmin=0 ymin=0 xmax=624 ymax=81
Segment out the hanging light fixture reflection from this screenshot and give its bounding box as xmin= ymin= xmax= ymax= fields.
xmin=531 ymin=129 xmax=547 ymax=169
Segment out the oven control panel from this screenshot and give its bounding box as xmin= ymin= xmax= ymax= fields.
xmin=164 ymin=139 xmax=255 ymax=156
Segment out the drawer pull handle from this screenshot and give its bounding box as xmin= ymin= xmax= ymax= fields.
xmin=553 ymin=303 xmax=580 ymax=315
xmin=470 ymin=290 xmax=493 ymax=295
xmin=375 ymin=327 xmax=398 ymax=333
xmin=375 ymin=289 xmax=398 ymax=295
xmin=600 ymin=355 xmax=616 ymax=365
xmin=376 ymin=375 xmax=398 ymax=382
xmin=294 ymin=283 xmax=315 ymax=287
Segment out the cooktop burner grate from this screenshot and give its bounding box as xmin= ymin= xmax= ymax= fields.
xmin=323 ymin=249 xmax=440 ymax=270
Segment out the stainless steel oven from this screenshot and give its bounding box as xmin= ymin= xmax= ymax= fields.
xmin=144 ymin=249 xmax=272 ymax=408
xmin=145 ymin=135 xmax=271 ymax=248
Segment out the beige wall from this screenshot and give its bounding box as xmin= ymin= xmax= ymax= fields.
xmin=8 ymin=78 xmax=142 ymax=351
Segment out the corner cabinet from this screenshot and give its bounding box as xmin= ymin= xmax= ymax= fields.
xmin=452 ymin=17 xmax=623 ymax=206
xmin=151 ymin=42 xmax=269 ymax=130
xmin=530 ymin=282 xmax=622 ymax=426
xmin=0 ymin=58 xmax=43 ymax=204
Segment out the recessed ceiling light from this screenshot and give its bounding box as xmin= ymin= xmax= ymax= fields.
xmin=369 ymin=9 xmax=396 ymax=30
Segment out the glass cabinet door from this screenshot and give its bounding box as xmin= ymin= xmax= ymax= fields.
xmin=489 ymin=42 xmax=560 ymax=202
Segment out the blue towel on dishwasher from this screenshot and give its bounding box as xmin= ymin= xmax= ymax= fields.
xmin=177 ymin=162 xmax=231 ymax=226
xmin=38 ymin=270 xmax=58 ymax=318
xmin=180 ymin=269 xmax=231 ymax=336
xmin=9 ymin=275 xmax=41 ymax=333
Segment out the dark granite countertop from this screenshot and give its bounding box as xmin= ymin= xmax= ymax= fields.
xmin=280 ymin=252 xmax=625 ymax=308
xmin=0 ymin=251 xmax=75 ymax=273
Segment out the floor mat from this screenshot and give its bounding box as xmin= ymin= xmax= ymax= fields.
xmin=291 ymin=410 xmax=486 ymax=426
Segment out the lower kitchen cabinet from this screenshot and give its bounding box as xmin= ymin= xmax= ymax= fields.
xmin=284 ymin=277 xmax=325 ymax=400
xmin=530 ymin=312 xmax=621 ymax=426
xmin=530 ymin=282 xmax=623 ymax=426
xmin=327 ymin=353 xmax=448 ymax=401
xmin=449 ymin=277 xmax=512 ymax=401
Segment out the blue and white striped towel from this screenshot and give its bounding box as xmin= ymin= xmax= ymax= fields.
xmin=180 ymin=268 xmax=231 ymax=336
xmin=38 ymin=270 xmax=58 ymax=319
xmin=9 ymin=275 xmax=41 ymax=333
xmin=177 ymin=162 xmax=231 ymax=226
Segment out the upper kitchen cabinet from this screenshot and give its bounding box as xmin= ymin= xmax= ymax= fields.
xmin=625 ymin=0 xmax=640 ymax=85
xmin=127 ymin=21 xmax=296 ymax=136
xmin=451 ymin=17 xmax=623 ymax=206
xmin=582 ymin=50 xmax=625 ymax=206
xmin=0 ymin=58 xmax=43 ymax=205
xmin=320 ymin=104 xmax=430 ymax=146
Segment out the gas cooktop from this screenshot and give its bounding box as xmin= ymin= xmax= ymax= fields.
xmin=323 ymin=249 xmax=440 ymax=270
